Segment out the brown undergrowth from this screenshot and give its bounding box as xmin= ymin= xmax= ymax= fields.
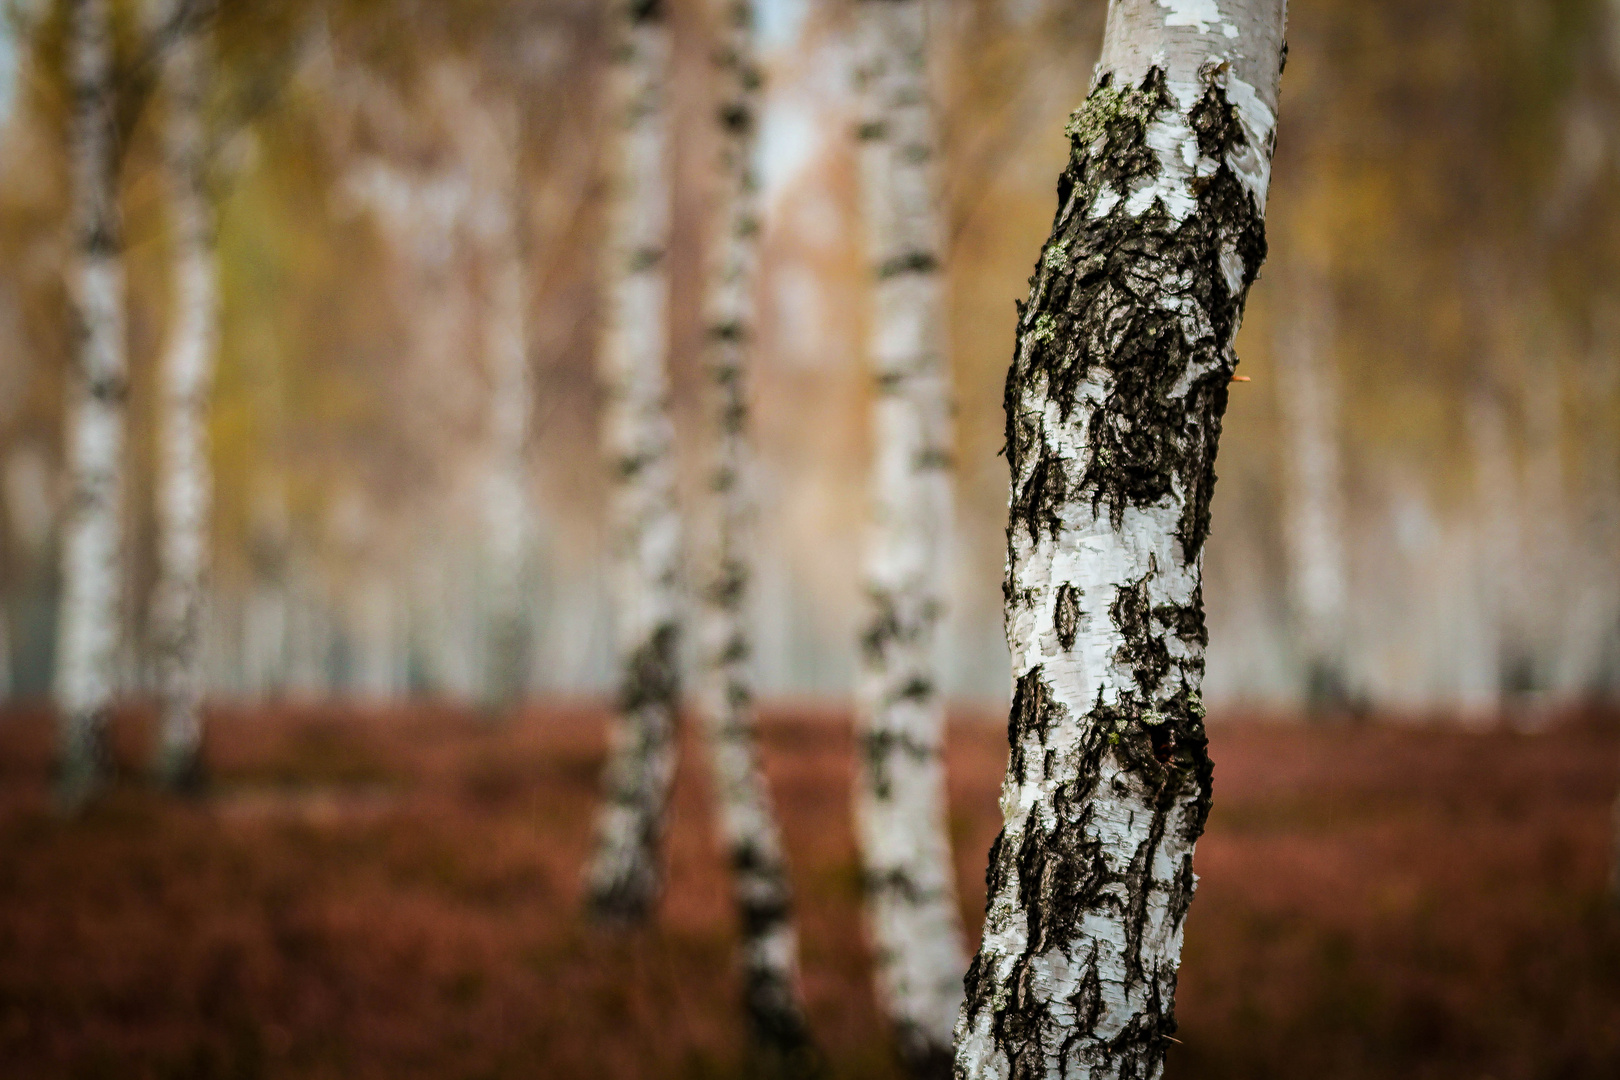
xmin=0 ymin=701 xmax=1615 ymax=1078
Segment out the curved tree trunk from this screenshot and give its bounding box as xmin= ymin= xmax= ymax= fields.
xmin=585 ymin=0 xmax=683 ymax=924
xmin=1275 ymin=262 xmax=1349 ymax=712
xmin=849 ymin=2 xmax=967 ymax=1075
xmin=150 ymin=21 xmax=217 ymax=791
xmin=696 ymin=0 xmax=815 ymax=1061
xmin=55 ymin=0 xmax=127 ymax=810
xmin=956 ymin=3 xmax=1287 ymax=1078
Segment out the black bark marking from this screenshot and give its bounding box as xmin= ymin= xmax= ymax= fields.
xmin=1055 ymin=583 xmax=1082 ymax=651
xmin=620 ymin=623 xmax=679 ymax=714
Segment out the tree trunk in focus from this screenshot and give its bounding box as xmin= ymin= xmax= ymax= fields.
xmin=850 ymin=2 xmax=967 ymax=1075
xmin=696 ymin=0 xmax=816 ymax=1063
xmin=956 ymin=3 xmax=1287 ymax=1078
xmin=150 ymin=20 xmax=217 ymax=792
xmin=55 ymin=0 xmax=127 ymax=811
xmin=1275 ymin=263 xmax=1350 ymax=713
xmin=586 ymin=0 xmax=683 ymax=924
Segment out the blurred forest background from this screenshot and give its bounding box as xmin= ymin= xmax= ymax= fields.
xmin=2 ymin=0 xmax=1620 ymax=712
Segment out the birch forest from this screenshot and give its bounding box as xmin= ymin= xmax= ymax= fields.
xmin=0 ymin=1 xmax=1618 ymax=1078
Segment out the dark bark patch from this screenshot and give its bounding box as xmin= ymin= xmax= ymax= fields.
xmin=1055 ymin=583 xmax=1082 ymax=651
xmin=620 ymin=623 xmax=679 ymax=715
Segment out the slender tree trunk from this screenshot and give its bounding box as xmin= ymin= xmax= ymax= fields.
xmin=55 ymin=0 xmax=127 ymax=810
xmin=586 ymin=0 xmax=683 ymax=923
xmin=1466 ymin=383 xmax=1520 ymax=704
xmin=1275 ymin=263 xmax=1349 ymax=712
xmin=850 ymin=2 xmax=967 ymax=1075
xmin=956 ymin=4 xmax=1287 ymax=1078
xmin=696 ymin=0 xmax=815 ymax=1062
xmin=482 ymin=178 xmax=534 ymax=714
xmin=150 ymin=21 xmax=217 ymax=791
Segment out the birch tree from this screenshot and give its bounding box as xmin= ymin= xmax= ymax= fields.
xmin=850 ymin=1 xmax=967 ymax=1074
xmin=695 ymin=0 xmax=815 ymax=1059
xmin=149 ymin=15 xmax=217 ymax=790
xmin=585 ymin=0 xmax=683 ymax=923
xmin=480 ymin=175 xmax=534 ymax=713
xmin=55 ymin=0 xmax=127 ymax=809
xmin=1275 ymin=264 xmax=1349 ymax=710
xmin=0 ymin=3 xmax=27 ymax=702
xmin=956 ymin=3 xmax=1288 ymax=1078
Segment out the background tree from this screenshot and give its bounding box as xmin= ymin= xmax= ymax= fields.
xmin=54 ymin=0 xmax=126 ymax=808
xmin=849 ymin=0 xmax=966 ymax=1074
xmin=1274 ymin=257 xmax=1350 ymax=712
xmin=585 ymin=0 xmax=683 ymax=923
xmin=956 ymin=2 xmax=1288 ymax=1077
xmin=692 ymin=0 xmax=818 ymax=1062
xmin=694 ymin=0 xmax=816 ymax=1063
xmin=148 ymin=0 xmax=216 ymax=790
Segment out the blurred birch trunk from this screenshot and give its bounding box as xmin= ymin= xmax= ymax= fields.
xmin=55 ymin=0 xmax=127 ymax=809
xmin=0 ymin=6 xmax=25 ymax=701
xmin=150 ymin=18 xmax=217 ymax=790
xmin=1275 ymin=264 xmax=1350 ymax=712
xmin=481 ymin=141 xmax=534 ymax=715
xmin=956 ymin=3 xmax=1287 ymax=1077
xmin=850 ymin=2 xmax=966 ymax=1074
xmin=585 ymin=0 xmax=683 ymax=923
xmin=696 ymin=0 xmax=815 ymax=1060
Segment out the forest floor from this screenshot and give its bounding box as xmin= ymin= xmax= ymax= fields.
xmin=0 ymin=700 xmax=1617 ymax=1080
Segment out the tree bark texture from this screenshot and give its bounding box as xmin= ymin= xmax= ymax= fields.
xmin=1274 ymin=264 xmax=1348 ymax=709
xmin=850 ymin=2 xmax=968 ymax=1075
xmin=956 ymin=3 xmax=1287 ymax=1079
xmin=55 ymin=0 xmax=127 ymax=810
xmin=586 ymin=0 xmax=684 ymax=923
xmin=696 ymin=0 xmax=815 ymax=1060
xmin=150 ymin=22 xmax=218 ymax=791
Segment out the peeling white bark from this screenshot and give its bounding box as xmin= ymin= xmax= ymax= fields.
xmin=586 ymin=0 xmax=684 ymax=923
xmin=150 ymin=21 xmax=217 ymax=790
xmin=696 ymin=0 xmax=815 ymax=1056
xmin=850 ymin=2 xmax=967 ymax=1074
xmin=54 ymin=0 xmax=127 ymax=808
xmin=956 ymin=3 xmax=1287 ymax=1078
xmin=1275 ymin=265 xmax=1349 ymax=708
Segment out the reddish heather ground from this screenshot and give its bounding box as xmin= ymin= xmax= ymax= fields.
xmin=0 ymin=701 xmax=1617 ymax=1079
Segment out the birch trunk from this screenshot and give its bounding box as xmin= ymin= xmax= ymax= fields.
xmin=55 ymin=0 xmax=127 ymax=809
xmin=956 ymin=4 xmax=1287 ymax=1078
xmin=850 ymin=2 xmax=967 ymax=1074
xmin=696 ymin=0 xmax=815 ymax=1060
xmin=150 ymin=21 xmax=217 ymax=790
xmin=1275 ymin=264 xmax=1349 ymax=711
xmin=482 ymin=181 xmax=533 ymax=714
xmin=586 ymin=0 xmax=683 ymax=923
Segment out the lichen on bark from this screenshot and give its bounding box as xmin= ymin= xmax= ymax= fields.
xmin=956 ymin=3 xmax=1287 ymax=1078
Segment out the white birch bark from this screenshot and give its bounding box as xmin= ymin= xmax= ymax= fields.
xmin=956 ymin=3 xmax=1287 ymax=1078
xmin=1274 ymin=264 xmax=1349 ymax=710
xmin=850 ymin=2 xmax=967 ymax=1074
xmin=54 ymin=0 xmax=127 ymax=809
xmin=696 ymin=0 xmax=815 ymax=1059
xmin=150 ymin=20 xmax=217 ymax=790
xmin=585 ymin=0 xmax=684 ymax=923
